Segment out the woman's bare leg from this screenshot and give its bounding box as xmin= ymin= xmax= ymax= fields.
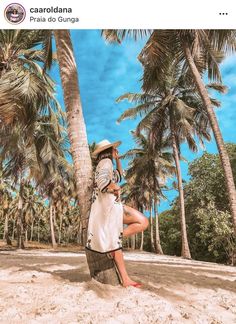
xmin=123 ymin=205 xmax=149 ymax=237
xmin=111 ymin=205 xmax=148 ymax=287
xmin=111 ymin=249 xmax=138 ymax=286
xmin=112 ymin=249 xmax=140 ymax=287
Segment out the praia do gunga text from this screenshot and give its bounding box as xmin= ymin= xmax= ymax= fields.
xmin=30 ymin=16 xmax=79 ymax=23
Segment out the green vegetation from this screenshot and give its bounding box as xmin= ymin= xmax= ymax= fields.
xmin=158 ymin=145 xmax=236 ymax=264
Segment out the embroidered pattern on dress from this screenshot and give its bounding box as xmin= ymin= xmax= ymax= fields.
xmin=86 ymin=232 xmax=94 ymax=249
xmin=91 ymin=165 xmax=120 ymax=204
xmin=117 ymin=232 xmax=123 ymax=247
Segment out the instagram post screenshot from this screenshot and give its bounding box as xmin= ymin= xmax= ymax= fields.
xmin=0 ymin=0 xmax=236 ymax=322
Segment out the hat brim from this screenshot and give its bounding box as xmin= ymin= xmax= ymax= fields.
xmin=92 ymin=140 xmax=121 ymax=158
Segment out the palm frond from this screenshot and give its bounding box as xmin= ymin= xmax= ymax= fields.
xmin=206 ymin=83 xmax=228 ymax=94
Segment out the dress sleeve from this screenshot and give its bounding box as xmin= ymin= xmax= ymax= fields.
xmin=96 ymin=158 xmax=113 ymax=193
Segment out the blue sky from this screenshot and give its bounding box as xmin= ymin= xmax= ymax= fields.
xmin=50 ymin=30 xmax=236 ymax=212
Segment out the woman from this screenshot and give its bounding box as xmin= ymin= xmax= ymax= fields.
xmin=9 ymin=9 xmax=20 ymax=23
xmin=86 ymin=139 xmax=149 ymax=288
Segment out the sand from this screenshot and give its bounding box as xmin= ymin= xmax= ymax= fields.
xmin=0 ymin=249 xmax=236 ymax=323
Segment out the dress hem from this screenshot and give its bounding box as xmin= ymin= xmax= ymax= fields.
xmin=85 ymin=246 xmax=123 ymax=254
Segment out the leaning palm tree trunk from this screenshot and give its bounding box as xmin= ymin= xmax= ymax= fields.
xmin=154 ymin=202 xmax=163 ymax=254
xmin=170 ymin=108 xmax=191 ymax=259
xmin=54 ymin=30 xmax=93 ymax=244
xmin=183 ymin=44 xmax=236 ymax=234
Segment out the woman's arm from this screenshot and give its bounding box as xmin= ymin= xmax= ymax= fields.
xmin=106 ymin=182 xmax=121 ymax=201
xmin=96 ymin=158 xmax=120 ymax=193
xmin=115 ymin=157 xmax=122 ymax=180
xmin=113 ymin=148 xmax=123 ymax=181
xmin=106 ymin=182 xmax=120 ymax=191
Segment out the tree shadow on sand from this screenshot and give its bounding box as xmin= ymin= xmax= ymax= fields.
xmin=127 ymin=261 xmax=236 ymax=299
xmin=1 ymin=251 xmax=236 ymax=303
xmin=53 ymin=266 xmax=91 ymax=283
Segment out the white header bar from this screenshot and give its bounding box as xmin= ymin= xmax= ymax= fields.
xmin=0 ymin=0 xmax=235 ymax=29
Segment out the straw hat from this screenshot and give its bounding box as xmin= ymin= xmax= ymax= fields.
xmin=92 ymin=139 xmax=121 ymax=158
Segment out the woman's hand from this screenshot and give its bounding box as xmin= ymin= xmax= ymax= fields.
xmin=113 ymin=188 xmax=121 ymax=201
xmin=107 ymin=182 xmax=120 ymax=192
xmin=106 ymin=182 xmax=121 ymax=200
xmin=113 ymin=148 xmax=120 ymax=160
xmin=111 ymin=183 xmax=121 ymax=201
xmin=113 ymin=147 xmax=123 ymax=180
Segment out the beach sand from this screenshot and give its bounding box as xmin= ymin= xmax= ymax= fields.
xmin=0 ymin=249 xmax=236 ymax=323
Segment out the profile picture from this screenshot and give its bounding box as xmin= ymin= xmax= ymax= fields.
xmin=4 ymin=3 xmax=26 ymax=24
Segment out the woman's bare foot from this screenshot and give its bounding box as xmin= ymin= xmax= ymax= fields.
xmin=110 ymin=250 xmax=142 ymax=288
xmin=122 ymin=279 xmax=142 ymax=288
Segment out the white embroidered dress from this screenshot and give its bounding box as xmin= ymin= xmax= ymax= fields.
xmin=10 ymin=13 xmax=20 ymax=22
xmin=86 ymin=158 xmax=123 ymax=253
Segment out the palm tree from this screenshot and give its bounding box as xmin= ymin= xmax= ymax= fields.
xmin=36 ymin=203 xmax=48 ymax=243
xmin=20 ymin=182 xmax=47 ymax=244
xmin=153 ymin=197 xmax=163 ymax=254
xmin=0 ymin=169 xmax=12 ymax=245
xmin=119 ymin=186 xmax=142 ymax=251
xmin=121 ymin=163 xmax=148 ymax=251
xmin=0 ymin=109 xmax=68 ymax=248
xmin=0 ymin=30 xmax=61 ymax=126
xmin=48 ymin=171 xmax=76 ymax=245
xmin=0 ymin=31 xmax=66 ymax=222
xmin=102 ymin=29 xmax=236 ymax=234
xmin=117 ymin=61 xmax=212 ymax=258
xmin=5 ymin=194 xmax=18 ymax=241
xmin=120 ymin=181 xmax=143 ymax=249
xmin=53 ymin=30 xmax=93 ymax=244
xmin=29 ymin=198 xmax=45 ymax=241
xmin=121 ymin=131 xmax=174 ymax=253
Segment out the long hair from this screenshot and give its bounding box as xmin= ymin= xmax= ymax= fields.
xmin=96 ymin=147 xmax=113 ymax=164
